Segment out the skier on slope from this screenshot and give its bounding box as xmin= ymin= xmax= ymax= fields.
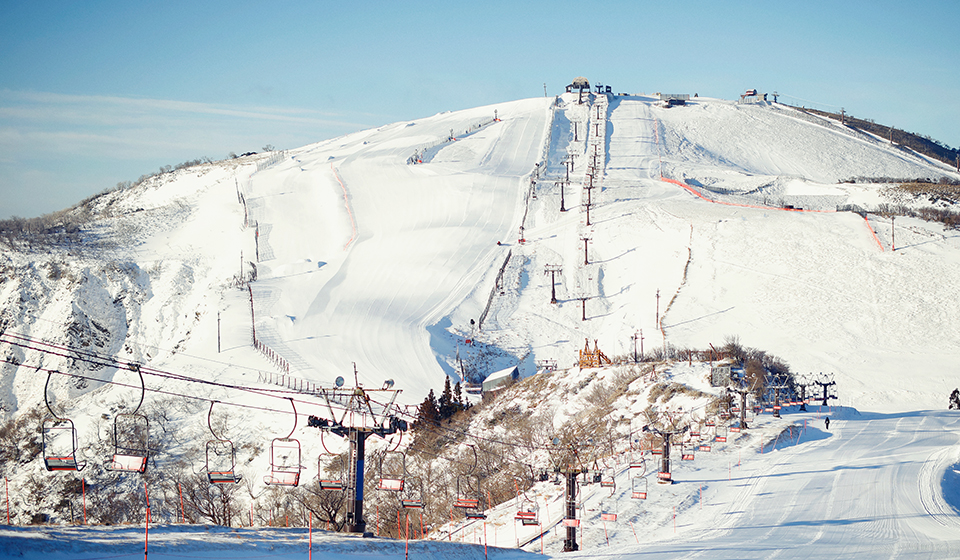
xmin=825 ymin=417 xmax=830 ymax=430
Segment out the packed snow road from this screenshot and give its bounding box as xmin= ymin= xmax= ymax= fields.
xmin=593 ymin=408 xmax=960 ymax=559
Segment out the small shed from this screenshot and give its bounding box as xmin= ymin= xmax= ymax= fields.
xmin=482 ymin=366 xmax=519 ymax=393
xmin=566 ymin=77 xmax=591 ymax=103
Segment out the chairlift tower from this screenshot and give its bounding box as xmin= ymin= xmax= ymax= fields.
xmin=550 ymin=438 xmax=588 ymax=552
xmin=730 ymin=387 xmax=751 ymax=429
xmin=814 ymin=373 xmax=838 ymax=407
xmin=643 ymin=423 xmax=688 ymax=484
xmin=544 ymin=265 xmax=562 ymax=304
xmin=767 ymin=374 xmax=790 ymax=419
xmin=795 ymin=374 xmax=812 ymax=412
xmin=307 ymin=368 xmax=406 ymax=535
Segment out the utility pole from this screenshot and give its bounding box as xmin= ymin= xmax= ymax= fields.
xmin=630 ymin=330 xmax=639 ymax=363
xmin=308 ymin=374 xmax=406 ymax=535
xmin=581 ymin=235 xmax=592 ymax=265
xmin=891 ymin=215 xmax=895 ymax=251
xmin=544 ymin=83 xmax=547 ymax=97
xmin=544 ymin=265 xmax=562 ymax=304
xmin=656 ymin=290 xmax=661 ymax=331
xmin=578 ymin=297 xmax=588 ymax=321
xmin=840 ymin=108 xmax=846 ymax=125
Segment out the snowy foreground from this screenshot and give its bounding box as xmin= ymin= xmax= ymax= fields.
xmin=5 ymin=405 xmax=960 ymax=559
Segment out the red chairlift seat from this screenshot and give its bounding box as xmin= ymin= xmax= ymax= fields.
xmin=209 ymin=471 xmax=243 ymax=484
xmin=600 ymin=497 xmax=618 ymax=522
xmin=399 ymin=476 xmax=425 ymax=510
xmin=631 ymin=477 xmax=647 ymax=499
xmin=205 ymin=404 xmax=242 ymax=484
xmin=377 ymin=446 xmax=408 ymax=492
xmin=264 ymin=437 xmax=302 ymax=487
xmin=454 ymin=497 xmax=481 ymax=509
xmin=107 ymin=453 xmax=148 ymax=473
xmin=263 ymin=400 xmax=302 ymax=487
xmin=41 ymin=415 xmax=85 ymax=473
xmin=516 ymin=510 xmax=538 ymax=525
xmin=264 ymin=469 xmax=301 ymax=486
xmin=378 ymin=478 xmax=404 ymax=491
xmin=104 ymin=367 xmax=150 ymax=474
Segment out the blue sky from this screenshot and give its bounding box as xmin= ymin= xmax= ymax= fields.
xmin=2 ymin=0 xmax=958 ymax=219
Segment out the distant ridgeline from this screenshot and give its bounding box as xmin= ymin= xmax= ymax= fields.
xmin=788 ymin=104 xmax=959 ymax=169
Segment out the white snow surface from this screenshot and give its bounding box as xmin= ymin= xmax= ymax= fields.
xmin=4 ymin=93 xmax=960 ymax=557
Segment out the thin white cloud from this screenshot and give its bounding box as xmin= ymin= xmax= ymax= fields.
xmin=0 ymin=89 xmax=372 ymax=129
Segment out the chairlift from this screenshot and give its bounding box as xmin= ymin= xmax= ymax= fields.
xmin=600 ymin=467 xmax=616 ymax=489
xmin=631 ymin=476 xmax=647 ymax=499
xmin=513 ymin=490 xmax=540 ymax=526
xmin=317 ymin=431 xmax=345 ymax=490
xmin=263 ymin=398 xmax=302 ymax=486
xmin=629 ymin=451 xmax=645 ymax=472
xmin=453 ymin=446 xmax=485 ymax=518
xmin=715 ymin=425 xmax=728 ymax=443
xmin=41 ymin=370 xmax=85 ymax=472
xmin=453 ymin=475 xmax=484 ymax=518
xmin=400 ymin=476 xmax=425 ymax=509
xmin=377 ymin=438 xmax=406 ymax=492
xmin=681 ymin=444 xmax=695 ymax=461
xmin=205 ymin=401 xmax=242 ymax=484
xmin=600 ymin=496 xmax=618 ymax=522
xmin=104 ymin=365 xmax=149 ymax=473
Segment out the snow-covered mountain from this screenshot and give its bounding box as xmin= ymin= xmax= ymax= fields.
xmin=3 ymin=89 xmax=960 ymax=557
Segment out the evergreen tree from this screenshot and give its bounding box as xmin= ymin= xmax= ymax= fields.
xmin=438 ymin=376 xmax=455 ymax=420
xmin=416 ymin=389 xmax=440 ymax=427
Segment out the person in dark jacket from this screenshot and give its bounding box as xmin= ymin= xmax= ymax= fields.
xmin=825 ymin=417 xmax=830 ymax=430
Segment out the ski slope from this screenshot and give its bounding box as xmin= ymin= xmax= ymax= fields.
xmin=5 ymin=90 xmax=960 ymax=558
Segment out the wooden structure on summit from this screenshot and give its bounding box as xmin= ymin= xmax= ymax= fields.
xmin=578 ymin=339 xmax=612 ymax=368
